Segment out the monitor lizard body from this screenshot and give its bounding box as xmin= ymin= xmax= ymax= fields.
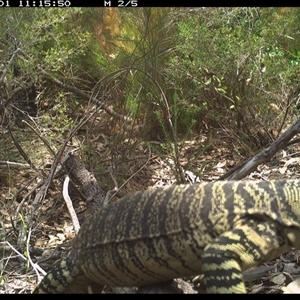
xmin=33 ymin=180 xmax=300 ymax=293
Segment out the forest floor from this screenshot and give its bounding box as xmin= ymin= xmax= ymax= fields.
xmin=1 ymin=118 xmax=300 ymax=294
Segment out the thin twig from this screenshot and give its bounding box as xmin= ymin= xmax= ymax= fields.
xmin=62 ymin=175 xmax=80 ymax=234
xmin=107 ymin=145 xmax=152 ymax=204
xmin=8 ymin=125 xmax=35 ymax=169
xmin=21 ymin=120 xmax=56 ymax=157
xmin=1 ymin=241 xmax=46 ymax=275
xmin=103 ymin=168 xmax=119 ymax=207
xmin=26 ymin=228 xmax=47 ymax=280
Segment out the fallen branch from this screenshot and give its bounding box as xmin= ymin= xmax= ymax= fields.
xmin=220 ymin=117 xmax=300 ymax=180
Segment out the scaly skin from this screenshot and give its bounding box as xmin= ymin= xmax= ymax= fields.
xmin=33 ymin=180 xmax=300 ymax=293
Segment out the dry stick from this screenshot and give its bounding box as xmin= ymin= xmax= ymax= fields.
xmin=103 ymin=168 xmax=119 ymax=208
xmin=22 ymin=120 xmax=57 ymax=157
xmin=62 ymin=175 xmax=80 ymax=235
xmin=217 ymin=159 xmax=250 ymax=181
xmin=107 ymin=145 xmax=152 ymax=205
xmin=225 ymin=117 xmax=300 ymax=180
xmin=26 ymin=228 xmax=48 ymax=281
xmin=8 ymin=125 xmax=35 ymax=169
xmin=2 ymin=240 xmax=46 ymax=276
xmin=13 ymin=176 xmax=40 ymax=229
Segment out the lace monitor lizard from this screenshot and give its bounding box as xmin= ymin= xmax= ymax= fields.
xmin=33 ymin=179 xmax=300 ymax=293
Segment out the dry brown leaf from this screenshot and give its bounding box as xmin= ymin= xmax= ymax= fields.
xmin=57 ymin=233 xmax=66 ymax=242
xmin=47 ymin=235 xmax=61 ymax=246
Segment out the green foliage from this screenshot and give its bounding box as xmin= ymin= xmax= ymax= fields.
xmin=39 ymin=92 xmax=75 ymax=139
xmin=0 ymin=8 xmax=110 ymax=79
xmin=109 ymin=9 xmax=180 ymax=134
xmin=25 ymin=8 xmax=91 ymax=73
xmin=1 ymin=7 xmax=300 ymax=169
xmin=163 ymin=7 xmax=300 ymax=152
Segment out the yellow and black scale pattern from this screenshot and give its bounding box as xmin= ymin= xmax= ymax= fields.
xmin=33 ymin=180 xmax=300 ymax=294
